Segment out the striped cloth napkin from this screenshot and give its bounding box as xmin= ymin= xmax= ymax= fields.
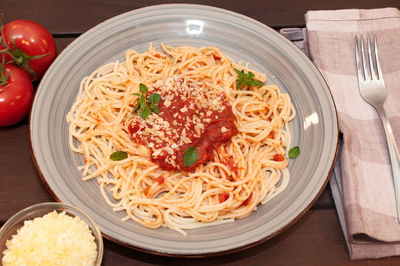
xmin=300 ymin=7 xmax=400 ymax=260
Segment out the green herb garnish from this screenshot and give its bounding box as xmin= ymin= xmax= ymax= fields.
xmin=148 ymin=92 xmax=160 ymax=114
xmin=234 ymin=68 xmax=264 ymax=90
xmin=132 ymin=83 xmax=161 ymax=119
xmin=288 ymin=146 xmax=300 ymax=159
xmin=183 ymin=147 xmax=198 ymax=167
xmin=110 ymin=151 xmax=128 ymax=161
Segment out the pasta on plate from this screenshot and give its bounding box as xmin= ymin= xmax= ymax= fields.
xmin=66 ymin=43 xmax=295 ymax=235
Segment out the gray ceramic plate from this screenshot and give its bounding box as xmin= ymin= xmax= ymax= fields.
xmin=30 ymin=4 xmax=338 ymax=256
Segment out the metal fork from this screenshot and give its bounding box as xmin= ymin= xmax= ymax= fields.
xmin=355 ymin=35 xmax=400 ymax=222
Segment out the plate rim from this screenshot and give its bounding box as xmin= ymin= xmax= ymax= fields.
xmin=29 ymin=3 xmax=339 ymax=257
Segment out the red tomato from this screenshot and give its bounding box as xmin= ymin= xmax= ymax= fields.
xmin=1 ymin=20 xmax=57 ymax=80
xmin=0 ymin=64 xmax=34 ymax=126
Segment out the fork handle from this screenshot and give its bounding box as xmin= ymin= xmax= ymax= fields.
xmin=376 ymin=106 xmax=400 ymax=223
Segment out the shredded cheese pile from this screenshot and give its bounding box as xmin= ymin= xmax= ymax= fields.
xmin=2 ymin=211 xmax=97 ymax=266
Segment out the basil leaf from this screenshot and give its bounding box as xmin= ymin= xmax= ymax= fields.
xmin=110 ymin=151 xmax=128 ymax=161
xmin=151 ymin=105 xmax=159 ymax=114
xmin=132 ymin=102 xmax=140 ymax=113
xmin=140 ymin=108 xmax=151 ymax=119
xmin=253 ymin=79 xmax=264 ymax=87
xmin=235 ymin=79 xmax=240 ymax=88
xmin=234 ymin=68 xmax=243 ymax=75
xmin=288 ymin=146 xmax=300 ymax=159
xmin=139 ymin=83 xmax=148 ymax=94
xmin=234 ymin=68 xmax=264 ymax=90
xmin=183 ymin=147 xmax=198 ymax=167
xmin=140 ymin=95 xmax=146 ymax=109
xmin=149 ymin=93 xmax=161 ymax=104
xmin=133 ymin=84 xmax=161 ymax=119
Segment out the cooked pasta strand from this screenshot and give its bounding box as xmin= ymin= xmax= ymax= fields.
xmin=66 ymin=44 xmax=295 ymax=235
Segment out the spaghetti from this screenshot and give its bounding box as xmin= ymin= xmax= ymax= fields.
xmin=66 ymin=43 xmax=295 ymax=235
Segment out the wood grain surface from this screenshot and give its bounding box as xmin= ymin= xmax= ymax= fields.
xmin=1 ymin=1 xmax=400 ymax=265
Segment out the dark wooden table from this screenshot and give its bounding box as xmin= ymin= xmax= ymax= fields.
xmin=2 ymin=1 xmax=400 ymax=265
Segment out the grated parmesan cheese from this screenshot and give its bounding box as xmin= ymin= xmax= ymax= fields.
xmin=2 ymin=210 xmax=97 ymax=266
xmin=128 ymin=74 xmax=236 ymax=170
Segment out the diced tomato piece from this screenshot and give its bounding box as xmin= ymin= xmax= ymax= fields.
xmin=143 ymin=186 xmax=150 ymax=196
xmin=213 ymin=55 xmax=221 ymax=61
xmin=267 ymin=130 xmax=275 ymax=139
xmin=219 ymin=192 xmax=229 ymax=203
xmin=241 ymin=193 xmax=252 ymax=206
xmin=273 ymin=154 xmax=285 ymax=162
xmin=128 ymin=122 xmax=141 ymax=134
xmin=155 ymin=176 xmax=165 ymax=185
xmin=225 ymin=158 xmax=238 ymax=177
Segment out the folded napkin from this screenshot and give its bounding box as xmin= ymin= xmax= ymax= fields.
xmin=303 ymin=7 xmax=400 ymax=260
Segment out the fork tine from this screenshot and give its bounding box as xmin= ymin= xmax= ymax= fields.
xmin=367 ymin=35 xmax=378 ymax=80
xmin=373 ymin=34 xmax=384 ymax=80
xmin=359 ymin=35 xmax=369 ymax=80
xmin=355 ymin=36 xmax=364 ymax=81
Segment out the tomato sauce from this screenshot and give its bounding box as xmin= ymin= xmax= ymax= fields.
xmin=128 ymin=77 xmax=238 ymax=172
xmin=177 ymin=118 xmax=238 ymax=171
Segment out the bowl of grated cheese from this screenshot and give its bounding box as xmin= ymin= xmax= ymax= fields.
xmin=0 ymin=202 xmax=103 ymax=266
